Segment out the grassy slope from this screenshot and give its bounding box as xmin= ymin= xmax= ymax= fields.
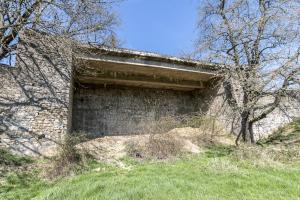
xmin=1 ymin=149 xmax=300 ymax=200
xmin=34 ymin=157 xmax=300 ymax=200
xmin=1 ymin=119 xmax=300 ymax=200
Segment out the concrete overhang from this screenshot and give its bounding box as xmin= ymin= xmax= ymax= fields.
xmin=74 ymin=46 xmax=220 ymax=91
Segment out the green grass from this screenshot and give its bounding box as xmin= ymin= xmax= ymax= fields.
xmin=0 ymin=149 xmax=33 ymax=166
xmin=258 ymin=118 xmax=300 ymax=146
xmin=2 ymin=118 xmax=300 ymax=200
xmin=0 ymin=171 xmax=48 ymax=200
xmin=1 ymin=147 xmax=300 ymax=200
xmin=0 ymin=149 xmax=44 ymax=200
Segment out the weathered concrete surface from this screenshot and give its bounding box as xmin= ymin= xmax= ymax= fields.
xmin=72 ymin=85 xmax=210 ymax=137
xmin=74 ymin=46 xmax=219 ymax=91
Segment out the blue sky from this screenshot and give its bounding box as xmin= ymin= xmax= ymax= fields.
xmin=115 ymin=0 xmax=199 ymax=56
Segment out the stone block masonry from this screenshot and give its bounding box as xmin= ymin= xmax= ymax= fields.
xmin=72 ymin=85 xmax=207 ymax=137
xmin=0 ymin=31 xmax=73 ymax=156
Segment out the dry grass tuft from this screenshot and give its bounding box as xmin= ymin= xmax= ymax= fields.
xmin=233 ymin=144 xmax=300 ymax=166
xmin=126 ymin=133 xmax=183 ymax=160
xmin=146 ymin=133 xmax=183 ymax=159
xmin=46 ymin=132 xmax=91 ymax=179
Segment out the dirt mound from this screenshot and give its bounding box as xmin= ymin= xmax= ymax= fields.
xmin=77 ymin=127 xmax=234 ymax=164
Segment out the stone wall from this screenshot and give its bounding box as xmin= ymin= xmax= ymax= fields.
xmin=72 ymin=84 xmax=212 ymax=137
xmin=208 ymin=86 xmax=300 ymax=139
xmin=253 ymin=98 xmax=300 ymax=138
xmin=0 ymin=31 xmax=72 ymax=156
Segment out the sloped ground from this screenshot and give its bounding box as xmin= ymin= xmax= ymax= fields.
xmin=76 ymin=127 xmax=234 ymax=165
xmin=258 ymin=118 xmax=300 ymax=146
xmin=33 ymin=156 xmax=300 ymax=200
xmin=2 ymin=144 xmax=300 ymax=200
xmin=0 ymin=149 xmax=34 ymax=182
xmin=1 ymin=120 xmax=300 ymax=200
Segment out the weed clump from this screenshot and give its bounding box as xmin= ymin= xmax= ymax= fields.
xmin=146 ymin=134 xmax=183 ymax=159
xmin=47 ymin=132 xmax=91 ymax=178
xmin=126 ymin=133 xmax=183 ymax=160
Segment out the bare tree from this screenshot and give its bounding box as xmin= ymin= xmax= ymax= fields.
xmin=196 ymin=0 xmax=300 ymax=144
xmin=0 ymin=0 xmax=120 ymax=154
xmin=0 ymin=0 xmax=119 ymax=62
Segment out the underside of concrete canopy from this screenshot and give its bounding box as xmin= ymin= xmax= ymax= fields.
xmin=74 ymin=46 xmax=219 ymax=91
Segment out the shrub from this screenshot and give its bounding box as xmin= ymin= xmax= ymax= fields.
xmin=47 ymin=132 xmax=90 ymax=178
xmin=125 ymin=140 xmax=143 ymax=158
xmin=126 ymin=133 xmax=183 ymax=160
xmin=146 ymin=134 xmax=183 ymax=159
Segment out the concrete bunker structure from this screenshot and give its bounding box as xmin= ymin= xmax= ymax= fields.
xmin=2 ymin=30 xmax=298 ymax=156
xmin=72 ymin=47 xmax=219 ymax=137
xmin=0 ymin=31 xmax=220 ymax=156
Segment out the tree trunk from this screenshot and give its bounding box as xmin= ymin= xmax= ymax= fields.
xmin=235 ymin=111 xmax=250 ymax=146
xmin=249 ymin=122 xmax=255 ymax=144
xmin=241 ymin=111 xmax=250 ymax=141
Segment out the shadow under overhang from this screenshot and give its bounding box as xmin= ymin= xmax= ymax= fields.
xmin=74 ymin=56 xmax=219 ymax=91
